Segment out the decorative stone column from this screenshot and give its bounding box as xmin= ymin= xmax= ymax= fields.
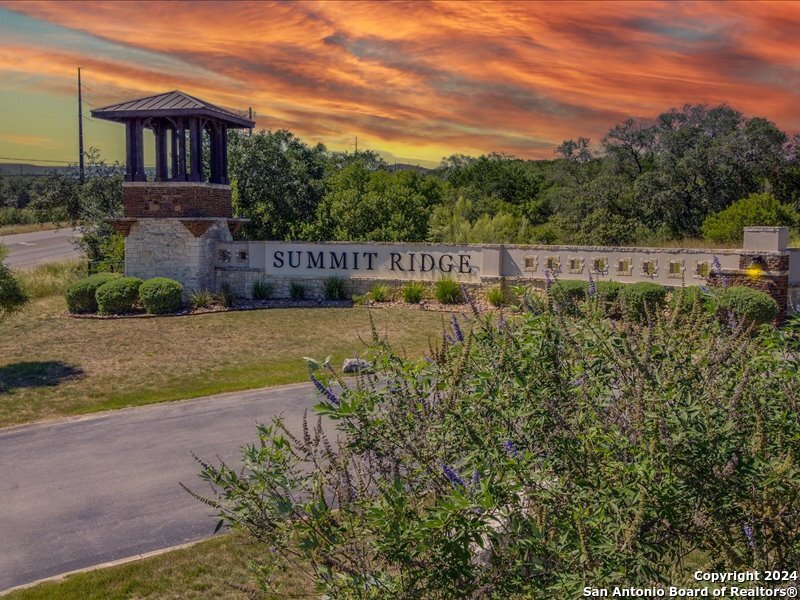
xmin=709 ymin=226 xmax=792 ymax=319
xmin=109 ymin=182 xmax=247 ymax=294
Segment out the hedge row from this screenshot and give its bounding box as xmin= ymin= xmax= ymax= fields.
xmin=66 ymin=275 xmax=183 ymax=315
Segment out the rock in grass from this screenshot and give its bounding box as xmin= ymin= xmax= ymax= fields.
xmin=342 ymin=358 xmax=373 ymax=374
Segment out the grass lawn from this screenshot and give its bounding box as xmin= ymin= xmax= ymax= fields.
xmin=4 ymin=531 xmax=313 ymax=600
xmin=0 ymin=222 xmax=69 ymax=236
xmin=0 ymin=296 xmax=448 ymax=428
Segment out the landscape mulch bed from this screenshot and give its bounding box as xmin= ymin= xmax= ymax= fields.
xmin=66 ymin=298 xmax=497 ymax=319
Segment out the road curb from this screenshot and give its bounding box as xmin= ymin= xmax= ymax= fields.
xmin=0 ymin=537 xmax=211 ymax=596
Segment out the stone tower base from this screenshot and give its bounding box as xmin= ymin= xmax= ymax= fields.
xmin=123 ymin=218 xmax=232 ymax=293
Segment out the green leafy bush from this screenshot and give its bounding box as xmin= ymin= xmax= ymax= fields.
xmin=189 ymin=289 xmax=215 ymax=310
xmin=252 ymin=279 xmax=273 ymax=301
xmin=670 ymin=286 xmax=715 ymax=316
xmin=369 ymin=283 xmax=391 ymax=302
xmin=0 ymin=245 xmax=29 ymax=321
xmin=191 ymin=297 xmax=800 ymax=597
xmin=217 ymin=282 xmax=234 ymax=307
xmin=552 ymin=279 xmax=588 ymax=302
xmin=486 ymin=285 xmax=506 ymax=307
xmin=701 ymin=193 xmax=797 ymax=244
xmin=95 ymin=276 xmax=142 ymax=315
xmin=718 ymin=285 xmax=779 ymax=325
xmin=323 ymin=276 xmax=346 ymax=301
xmin=402 ymin=282 xmax=425 ymax=304
xmin=619 ymin=281 xmax=666 ymax=322
xmin=595 ymin=280 xmax=623 ymax=302
xmin=139 ymin=277 xmax=183 ymax=315
xmin=434 ymin=277 xmax=462 ymax=304
xmin=289 ymin=281 xmax=305 ymax=300
xmin=65 ymin=272 xmax=122 ymax=313
xmin=352 ymin=293 xmax=368 ymax=306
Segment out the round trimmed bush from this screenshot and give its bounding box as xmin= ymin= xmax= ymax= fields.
xmin=95 ymin=276 xmax=143 ymax=315
xmin=65 ymin=272 xmax=122 ymax=313
xmin=139 ymin=277 xmax=183 ymax=315
xmin=671 ymin=286 xmax=715 ymax=316
xmin=718 ymin=286 xmax=779 ymax=326
xmin=619 ymin=281 xmax=667 ymax=322
xmin=596 ymin=280 xmax=623 ymax=303
xmin=553 ymin=280 xmax=588 ymax=301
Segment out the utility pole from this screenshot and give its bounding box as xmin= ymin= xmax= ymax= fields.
xmin=248 ymin=107 xmax=253 ymax=136
xmin=354 ymin=136 xmax=358 ymax=153
xmin=78 ymin=67 xmax=85 ymax=183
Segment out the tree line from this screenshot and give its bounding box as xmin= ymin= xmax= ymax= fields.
xmin=2 ymin=102 xmax=799 ymax=270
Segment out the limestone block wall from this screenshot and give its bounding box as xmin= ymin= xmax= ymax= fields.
xmin=125 ymin=218 xmax=232 ymax=293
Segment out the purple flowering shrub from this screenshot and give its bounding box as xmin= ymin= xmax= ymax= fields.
xmin=188 ymin=302 xmax=800 ymax=598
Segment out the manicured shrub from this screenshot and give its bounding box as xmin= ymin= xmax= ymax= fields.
xmin=217 ymin=282 xmax=234 ymax=307
xmin=323 ymin=276 xmax=346 ymax=301
xmin=718 ymin=286 xmax=779 ymax=325
xmin=486 ymin=285 xmax=506 ymax=307
xmin=139 ymin=277 xmax=183 ymax=315
xmin=402 ymin=282 xmax=425 ymax=304
xmin=670 ymin=286 xmax=715 ymax=316
xmin=289 ymin=281 xmax=306 ymax=300
xmin=552 ymin=280 xmax=588 ymax=301
xmin=619 ymin=281 xmax=666 ymax=322
xmin=434 ymin=278 xmax=462 ymax=304
xmin=65 ymin=272 xmax=122 ymax=313
xmin=189 ymin=289 xmax=215 ymax=310
xmin=95 ymin=276 xmax=142 ymax=315
xmin=595 ymin=280 xmax=623 ymax=303
xmin=252 ymin=279 xmax=273 ymax=301
xmin=370 ymin=283 xmax=391 ymax=303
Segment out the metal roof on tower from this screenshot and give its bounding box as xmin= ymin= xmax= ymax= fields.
xmin=92 ymin=90 xmax=254 ymax=129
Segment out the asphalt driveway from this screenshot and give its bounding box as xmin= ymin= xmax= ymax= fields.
xmin=0 ymin=382 xmax=320 ymax=592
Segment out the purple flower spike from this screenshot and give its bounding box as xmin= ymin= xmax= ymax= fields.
xmin=743 ymin=523 xmax=755 ymax=549
xmin=502 ymin=440 xmax=519 ymax=458
xmin=451 ymin=314 xmax=464 ymax=343
xmin=544 ymin=268 xmax=552 ymax=290
xmin=712 ymin=255 xmax=728 ymax=289
xmin=309 ymin=373 xmax=340 ymax=407
xmin=588 ymin=273 xmax=596 ymax=298
xmin=442 ymin=463 xmax=467 ymax=488
xmin=470 ymin=469 xmax=480 ymax=488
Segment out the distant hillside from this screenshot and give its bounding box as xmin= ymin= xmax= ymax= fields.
xmin=385 ymin=163 xmax=432 ymax=174
xmin=0 ymin=163 xmax=69 ymax=177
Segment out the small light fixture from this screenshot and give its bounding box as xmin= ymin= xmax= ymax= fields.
xmin=746 ymin=255 xmax=766 ymax=277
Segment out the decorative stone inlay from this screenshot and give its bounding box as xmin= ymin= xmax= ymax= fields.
xmin=180 ymin=219 xmax=214 ymax=237
xmin=107 ymin=219 xmax=137 ymax=237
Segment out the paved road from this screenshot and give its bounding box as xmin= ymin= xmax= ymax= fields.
xmin=0 ymin=228 xmax=83 ymax=269
xmin=0 ymin=383 xmax=320 ymax=593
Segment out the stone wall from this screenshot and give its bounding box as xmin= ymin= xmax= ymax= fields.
xmin=125 ymin=218 xmax=232 ymax=294
xmin=122 ymin=182 xmax=232 ymax=218
xmin=211 ymin=228 xmax=799 ymax=317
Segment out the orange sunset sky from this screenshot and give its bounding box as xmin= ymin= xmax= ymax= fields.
xmin=1 ymin=1 xmax=799 ymax=167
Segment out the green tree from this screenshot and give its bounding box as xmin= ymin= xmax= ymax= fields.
xmin=228 ymin=130 xmax=328 ymax=240
xmin=0 ymin=245 xmax=28 ymax=322
xmin=701 ymin=192 xmax=797 ymax=243
xmin=311 ymin=161 xmax=441 ymax=241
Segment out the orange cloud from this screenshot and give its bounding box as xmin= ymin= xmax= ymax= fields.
xmin=2 ymin=0 xmax=800 ymax=163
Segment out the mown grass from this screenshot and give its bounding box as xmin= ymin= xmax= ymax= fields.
xmin=0 ymin=296 xmax=447 ymax=428
xmin=4 ymin=531 xmax=315 ymax=600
